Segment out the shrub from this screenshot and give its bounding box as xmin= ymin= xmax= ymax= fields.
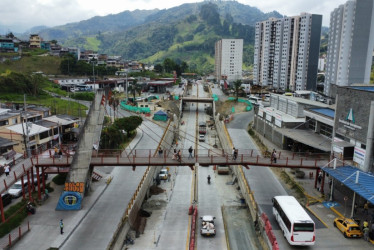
xmin=52 ymin=173 xmax=68 ymax=185
xmin=0 ymin=200 xmax=28 ymax=238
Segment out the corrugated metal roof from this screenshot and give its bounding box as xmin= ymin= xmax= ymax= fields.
xmin=322 ymin=166 xmax=374 ymax=204
xmin=309 ymin=108 xmax=335 ymax=118
xmin=350 ymin=86 xmax=374 ymax=92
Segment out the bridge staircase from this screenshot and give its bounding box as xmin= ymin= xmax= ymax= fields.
xmin=56 ymin=89 xmax=106 ymax=210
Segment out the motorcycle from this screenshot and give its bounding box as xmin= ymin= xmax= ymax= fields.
xmin=26 ymin=202 xmax=35 ymax=214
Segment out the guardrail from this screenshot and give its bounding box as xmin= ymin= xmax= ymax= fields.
xmin=0 ymin=221 xmax=30 ymax=249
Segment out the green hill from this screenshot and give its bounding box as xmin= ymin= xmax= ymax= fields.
xmin=33 ymin=1 xmax=281 ymax=73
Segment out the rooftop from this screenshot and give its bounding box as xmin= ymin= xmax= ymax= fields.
xmin=309 ymin=108 xmax=335 ymax=119
xmin=350 ymin=86 xmax=374 ymax=92
xmin=6 ymin=123 xmax=50 ymax=136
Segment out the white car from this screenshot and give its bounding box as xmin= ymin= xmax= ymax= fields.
xmin=199 ymin=134 xmax=205 ymax=142
xmin=200 ymin=215 xmax=216 ymax=236
xmin=159 ymin=169 xmax=169 ymax=180
xmin=9 ymin=180 xmax=29 ymax=198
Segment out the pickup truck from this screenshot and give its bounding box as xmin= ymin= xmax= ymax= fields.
xmin=200 ymin=215 xmax=216 ymax=236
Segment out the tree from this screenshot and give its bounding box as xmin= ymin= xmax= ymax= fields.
xmin=128 ymin=80 xmax=142 ymax=102
xmin=114 ymin=116 xmax=143 ymax=136
xmin=232 ymin=80 xmax=243 ymax=101
xmin=154 ymin=64 xmax=163 ymax=73
xmin=163 ymin=58 xmax=176 ymax=74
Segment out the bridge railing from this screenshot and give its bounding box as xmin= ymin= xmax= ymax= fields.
xmin=29 ymin=151 xmax=344 ymax=170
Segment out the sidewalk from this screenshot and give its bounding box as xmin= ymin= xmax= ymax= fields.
xmin=255 ymin=132 xmax=373 ymax=247
xmin=0 ymin=128 xmax=144 ymax=249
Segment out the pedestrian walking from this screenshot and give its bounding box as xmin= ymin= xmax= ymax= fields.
xmin=177 ymin=150 xmax=182 ymax=162
xmin=58 ymin=149 xmax=62 ymax=160
xmin=172 ymin=148 xmax=177 ymax=160
xmin=4 ymin=164 xmax=10 ymax=176
xmin=364 ymin=201 xmax=369 ymax=215
xmin=272 ymin=149 xmax=277 ymax=163
xmin=234 ymin=148 xmax=238 ymax=160
xmin=364 ymin=219 xmax=369 ymax=229
xmin=188 ymin=146 xmax=193 ymax=159
xmin=158 ymin=148 xmax=163 ymax=157
xmin=59 ymin=219 xmax=64 ymax=234
xmin=363 ymin=226 xmax=369 ymax=241
xmin=232 ymin=147 xmax=236 ymax=160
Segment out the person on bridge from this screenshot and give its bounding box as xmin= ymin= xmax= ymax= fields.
xmin=232 ymin=148 xmax=236 ymax=160
xmin=188 ymin=146 xmax=193 ymax=159
xmin=177 ymin=150 xmax=182 ymax=162
xmin=272 ymin=149 xmax=277 ymax=163
xmin=4 ymin=164 xmax=10 ymax=176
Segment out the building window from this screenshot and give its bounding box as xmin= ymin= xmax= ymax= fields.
xmin=320 ymin=123 xmax=332 ymax=138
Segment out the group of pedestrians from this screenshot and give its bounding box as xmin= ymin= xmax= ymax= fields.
xmin=172 ymin=148 xmax=182 ymax=162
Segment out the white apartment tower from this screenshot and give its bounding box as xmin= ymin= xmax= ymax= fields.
xmin=215 ymin=39 xmax=243 ymax=81
xmin=253 ymin=13 xmax=322 ymax=91
xmin=324 ymin=0 xmax=374 ymax=97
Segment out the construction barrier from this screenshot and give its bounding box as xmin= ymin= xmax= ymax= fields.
xmin=189 ymin=206 xmax=198 ymax=250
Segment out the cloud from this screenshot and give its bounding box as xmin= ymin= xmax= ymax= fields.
xmin=242 ymin=0 xmax=348 ymax=26
xmin=0 ymin=0 xmax=97 ymax=32
xmin=0 ymin=0 xmax=353 ymax=32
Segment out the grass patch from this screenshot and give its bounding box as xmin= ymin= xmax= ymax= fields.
xmin=52 ymin=173 xmax=68 ymax=185
xmin=70 ymin=92 xmax=95 ymax=101
xmin=0 ymin=55 xmax=61 ymax=75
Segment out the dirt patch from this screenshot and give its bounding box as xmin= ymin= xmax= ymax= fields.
xmin=142 ymin=199 xmax=168 ymax=210
xmin=158 ymin=99 xmax=180 ymax=117
xmin=149 ymin=185 xmax=165 ymax=195
xmin=215 ymin=100 xmax=248 ymax=117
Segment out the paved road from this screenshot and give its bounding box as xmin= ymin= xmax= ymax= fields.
xmin=59 ymin=110 xmax=163 ymax=249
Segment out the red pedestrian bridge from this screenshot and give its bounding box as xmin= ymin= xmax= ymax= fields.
xmin=31 ymin=148 xmax=337 ymax=170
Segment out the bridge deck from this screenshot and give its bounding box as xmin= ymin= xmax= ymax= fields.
xmin=30 ymin=153 xmax=336 ymax=169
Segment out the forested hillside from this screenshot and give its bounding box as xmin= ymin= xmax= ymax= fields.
xmin=31 ymin=1 xmax=281 ymax=73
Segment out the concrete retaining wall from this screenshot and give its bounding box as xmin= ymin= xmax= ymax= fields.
xmin=214 ymin=113 xmax=270 ymax=249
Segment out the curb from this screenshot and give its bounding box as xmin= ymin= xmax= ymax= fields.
xmin=305 ymin=206 xmax=329 ymax=228
xmin=330 ymin=207 xmax=344 ymax=218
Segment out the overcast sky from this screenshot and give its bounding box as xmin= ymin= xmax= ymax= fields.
xmin=0 ymin=0 xmax=348 ymax=33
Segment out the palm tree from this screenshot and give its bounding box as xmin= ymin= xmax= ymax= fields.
xmin=233 ymin=79 xmax=243 ymax=101
xmin=127 ymin=79 xmax=142 ymax=103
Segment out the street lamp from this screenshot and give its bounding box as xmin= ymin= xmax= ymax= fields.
xmin=92 ymin=60 xmax=96 ymax=92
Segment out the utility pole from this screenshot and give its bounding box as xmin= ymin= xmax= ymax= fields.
xmin=22 ymin=94 xmax=30 ymax=157
xmin=125 ymin=73 xmax=128 ymax=102
xmin=92 ymin=60 xmax=95 ymax=92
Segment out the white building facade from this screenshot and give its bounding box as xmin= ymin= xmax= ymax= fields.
xmin=253 ymin=13 xmax=322 ymax=92
xmin=324 ymin=0 xmax=374 ymax=97
xmin=214 ymin=39 xmax=243 ymax=81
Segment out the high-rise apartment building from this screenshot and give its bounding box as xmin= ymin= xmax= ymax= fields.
xmin=214 ymin=39 xmax=243 ymax=81
xmin=324 ymin=0 xmax=374 ymax=97
xmin=253 ymin=13 xmax=322 ymax=92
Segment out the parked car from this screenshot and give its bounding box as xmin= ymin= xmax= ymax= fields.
xmin=8 ymin=180 xmax=29 ymax=198
xmin=333 ymin=217 xmax=363 ymax=238
xmin=200 ymin=215 xmax=216 ymax=236
xmin=159 ymin=169 xmax=169 ymax=180
xmin=1 ymin=193 xmax=12 ymax=207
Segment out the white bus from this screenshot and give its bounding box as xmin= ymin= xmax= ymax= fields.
xmin=272 ymin=196 xmax=315 ymax=246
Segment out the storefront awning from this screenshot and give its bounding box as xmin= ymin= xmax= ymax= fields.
xmin=322 ymin=166 xmax=374 ymax=204
xmin=275 ymin=128 xmax=331 ymax=152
